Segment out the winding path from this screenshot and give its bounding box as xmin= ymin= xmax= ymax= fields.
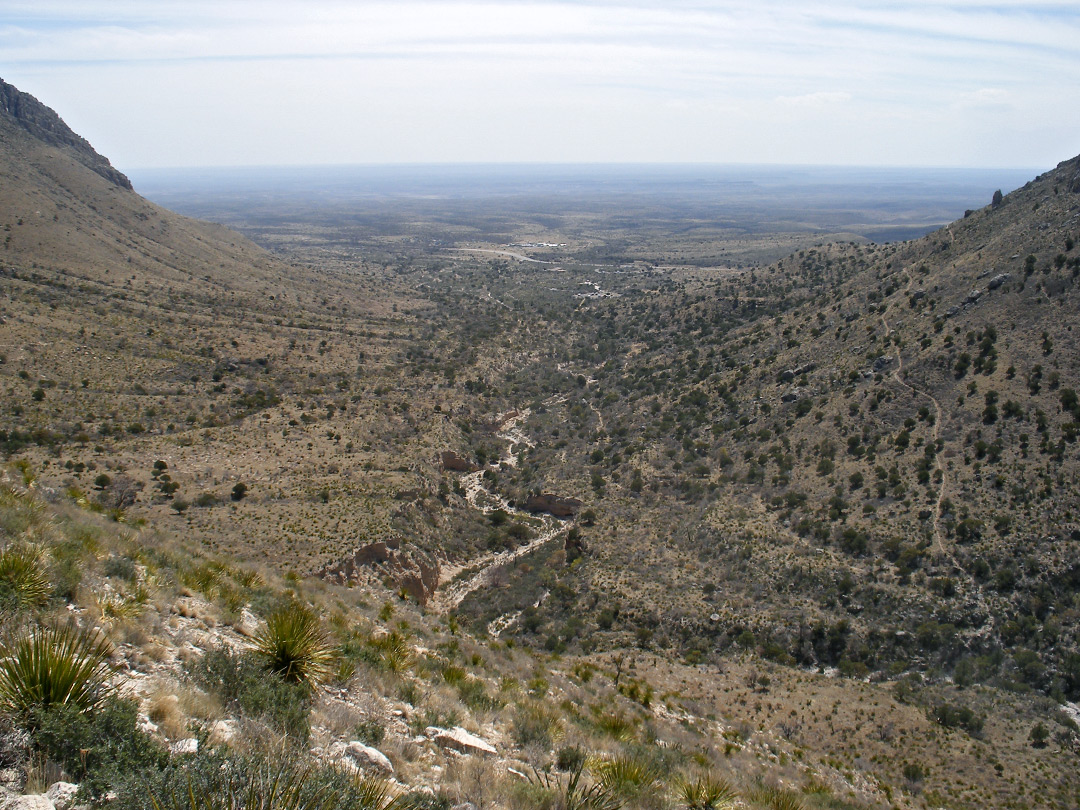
xmin=880 ymin=271 xmax=951 ymax=561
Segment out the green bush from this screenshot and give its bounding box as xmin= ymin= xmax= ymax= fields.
xmin=186 ymin=647 xmax=313 ymax=741
xmin=30 ymin=695 xmax=167 ymax=800
xmin=0 ymin=622 xmax=112 ymax=719
xmin=112 ymin=749 xmax=411 ymax=810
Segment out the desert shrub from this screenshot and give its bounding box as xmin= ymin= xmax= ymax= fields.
xmin=0 ymin=544 xmax=51 ymax=611
xmin=113 ymin=748 xmax=411 ymax=810
xmin=930 ymin=702 xmax=983 ymax=735
xmin=512 ymin=701 xmax=564 ymax=749
xmin=0 ymin=622 xmax=112 ymax=719
xmin=253 ymin=603 xmax=334 ymax=687
xmin=186 ymin=647 xmax=313 ymax=741
xmin=354 ymin=718 xmax=385 ymax=746
xmin=29 ymin=695 xmax=167 ymax=800
xmin=556 ymin=746 xmax=587 ymax=773
xmin=746 ymin=784 xmax=805 ymax=810
xmin=103 ymin=554 xmax=138 ymax=582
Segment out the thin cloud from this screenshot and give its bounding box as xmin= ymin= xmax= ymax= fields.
xmin=0 ymin=1 xmax=1076 ymax=167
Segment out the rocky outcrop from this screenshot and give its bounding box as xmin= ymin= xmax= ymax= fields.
xmin=441 ymin=451 xmax=479 ymax=472
xmin=988 ymin=273 xmax=1011 ymax=290
xmin=426 ymin=726 xmax=497 ymax=756
xmin=318 ymin=539 xmax=441 ymax=605
xmin=0 ymin=78 xmax=132 ymax=190
xmin=524 ymin=493 xmax=582 ymax=517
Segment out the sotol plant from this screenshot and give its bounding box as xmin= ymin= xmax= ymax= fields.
xmin=253 ymin=603 xmax=334 ymax=687
xmin=0 ymin=621 xmax=112 ymax=719
xmin=0 ymin=543 xmax=51 ymax=610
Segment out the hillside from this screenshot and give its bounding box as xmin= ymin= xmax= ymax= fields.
xmin=1 ymin=79 xmax=1079 ymax=809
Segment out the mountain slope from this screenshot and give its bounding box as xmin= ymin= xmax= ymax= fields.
xmin=461 ymin=154 xmax=1080 ymax=703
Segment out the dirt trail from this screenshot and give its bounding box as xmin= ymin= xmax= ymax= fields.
xmin=431 ymin=409 xmax=569 ymax=614
xmin=880 ymin=272 xmax=951 ymax=562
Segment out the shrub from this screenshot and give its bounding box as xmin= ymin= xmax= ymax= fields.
xmin=113 ymin=749 xmax=410 ymax=810
xmin=511 ymin=701 xmax=564 ymax=749
xmin=253 ymin=603 xmax=333 ymax=687
xmin=231 ymin=482 xmax=248 ymax=501
xmin=186 ymin=647 xmax=313 ymax=741
xmin=0 ymin=622 xmax=112 ymax=719
xmin=0 ymin=544 xmax=51 ymax=611
xmin=30 ymin=695 xmax=167 ymax=800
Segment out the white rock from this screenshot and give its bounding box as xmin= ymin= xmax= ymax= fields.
xmin=346 ymin=742 xmax=393 ymax=774
xmin=431 ymin=727 xmax=497 ymax=756
xmin=0 ymin=795 xmax=54 ymax=810
xmin=170 ymin=738 xmax=199 ymax=755
xmin=209 ymin=720 xmax=238 ymax=745
xmin=45 ymin=784 xmax=78 ymax=810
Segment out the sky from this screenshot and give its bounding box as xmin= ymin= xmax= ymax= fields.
xmin=1 ymin=1 xmax=1078 ymax=169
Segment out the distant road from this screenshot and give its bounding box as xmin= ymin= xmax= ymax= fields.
xmin=449 ymin=247 xmax=555 ymax=264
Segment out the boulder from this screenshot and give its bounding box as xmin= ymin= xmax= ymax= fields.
xmin=345 ymin=742 xmax=394 ymax=774
xmin=988 ymin=273 xmax=1010 ymax=290
xmin=872 ymin=356 xmax=892 ymax=372
xmin=965 ymin=289 xmax=983 ymax=304
xmin=428 ymin=726 xmax=497 ymax=756
xmin=44 ymin=784 xmax=77 ymax=810
xmin=780 ymin=391 xmax=799 ymax=403
xmin=945 ymin=305 xmax=961 ymax=317
xmin=778 ymin=370 xmax=795 ymax=383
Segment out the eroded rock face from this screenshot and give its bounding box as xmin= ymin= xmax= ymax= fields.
xmin=318 ymin=539 xmax=441 ymax=605
xmin=0 ymin=78 xmax=133 ymax=190
xmin=441 ymin=451 xmax=479 ymax=473
xmin=523 ymin=493 xmax=582 ymax=517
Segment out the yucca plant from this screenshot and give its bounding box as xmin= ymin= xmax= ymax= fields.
xmin=529 ymin=764 xmax=622 ymax=810
xmin=593 ymin=754 xmax=665 ymax=803
xmin=676 ymin=775 xmax=737 ymax=810
xmin=0 ymin=621 xmax=112 ymax=719
xmin=0 ymin=543 xmax=51 ymax=611
xmin=252 ymin=603 xmax=333 ymax=687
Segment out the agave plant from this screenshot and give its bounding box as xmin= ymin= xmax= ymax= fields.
xmin=252 ymin=603 xmax=333 ymax=687
xmin=0 ymin=543 xmax=51 ymax=610
xmin=676 ymin=775 xmax=737 ymax=810
xmin=0 ymin=621 xmax=112 ymax=718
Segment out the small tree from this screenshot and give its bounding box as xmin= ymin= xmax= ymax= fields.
xmin=231 ymin=482 xmax=248 ymax=501
xmin=1029 ymin=722 xmax=1049 ymax=748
